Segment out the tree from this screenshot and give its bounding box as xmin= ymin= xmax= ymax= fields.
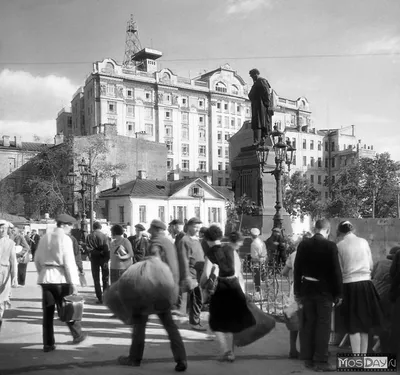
xmin=225 ymin=194 xmax=257 ymax=232
xmin=326 ymin=153 xmax=400 ymax=218
xmin=283 ymin=171 xmax=322 ymax=219
xmin=0 ymin=183 xmax=25 ymax=216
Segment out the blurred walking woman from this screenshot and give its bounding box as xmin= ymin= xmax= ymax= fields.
xmin=109 ymin=224 xmax=133 ymax=284
xmin=0 ymin=220 xmax=17 ymax=332
xmin=336 ymin=221 xmax=382 ymax=354
xmin=203 ymin=228 xmax=255 ymax=362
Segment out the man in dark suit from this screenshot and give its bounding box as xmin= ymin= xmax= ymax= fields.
xmin=30 ymin=229 xmax=41 ymax=260
xmin=294 ymin=219 xmax=343 ymax=372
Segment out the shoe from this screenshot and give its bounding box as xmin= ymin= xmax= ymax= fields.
xmin=43 ymin=345 xmax=56 ymax=352
xmin=289 ymin=350 xmax=299 ymax=359
xmin=314 ymin=362 xmax=336 ymax=372
xmin=218 ymin=351 xmax=235 ymax=362
xmin=190 ymin=324 xmax=207 ymax=332
xmin=117 ymin=356 xmax=141 ymax=367
xmin=175 ymin=360 xmax=187 ymax=372
xmin=73 ymin=332 xmax=88 ymax=345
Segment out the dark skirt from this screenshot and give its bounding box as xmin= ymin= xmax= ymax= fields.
xmin=209 ymin=276 xmax=255 ymax=333
xmin=339 ymin=280 xmax=383 ymax=334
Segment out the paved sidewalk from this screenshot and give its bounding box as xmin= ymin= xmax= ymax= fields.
xmin=0 ymin=262 xmax=359 ymax=375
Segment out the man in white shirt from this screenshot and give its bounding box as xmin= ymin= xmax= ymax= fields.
xmin=35 ymin=214 xmax=87 ymax=352
xmin=250 ymin=228 xmax=267 ymax=294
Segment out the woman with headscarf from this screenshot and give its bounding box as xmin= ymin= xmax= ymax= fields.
xmin=0 ymin=220 xmax=17 ymax=332
xmin=202 ymin=227 xmax=255 ymax=362
xmin=336 ymin=221 xmax=382 ymax=354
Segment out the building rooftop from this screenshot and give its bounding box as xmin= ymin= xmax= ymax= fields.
xmin=0 ymin=140 xmax=50 ymax=152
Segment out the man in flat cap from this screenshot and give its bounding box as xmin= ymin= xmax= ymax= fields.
xmin=127 ymin=223 xmax=149 ymax=263
xmin=86 ymin=221 xmax=110 ymax=304
xmin=248 ymin=68 xmax=274 ymax=145
xmin=35 ymin=214 xmax=87 ymax=352
xmin=250 ymin=228 xmax=268 ymax=296
xmin=118 ymin=218 xmax=187 ymax=372
xmin=177 ymin=217 xmax=206 ymax=331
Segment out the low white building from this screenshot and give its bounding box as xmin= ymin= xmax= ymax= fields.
xmin=98 ymin=175 xmax=229 ymax=230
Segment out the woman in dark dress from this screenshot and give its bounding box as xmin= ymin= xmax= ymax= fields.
xmin=204 ymin=227 xmax=255 ymax=362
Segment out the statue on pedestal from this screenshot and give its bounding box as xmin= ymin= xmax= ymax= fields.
xmin=248 ymin=69 xmax=274 ymax=145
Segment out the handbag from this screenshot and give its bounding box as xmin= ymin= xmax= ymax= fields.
xmin=59 ymin=295 xmax=84 ymax=322
xmin=203 ymin=265 xmax=218 ymax=295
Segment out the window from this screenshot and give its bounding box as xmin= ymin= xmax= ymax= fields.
xmin=225 ymin=162 xmax=229 ymax=172
xmin=303 ymin=139 xmax=307 ymax=149
xmin=145 ymin=91 xmax=151 ymax=101
xmin=218 ymin=162 xmax=223 ymax=171
xmin=231 ymin=118 xmax=235 ymax=128
xmin=167 ymin=158 xmax=173 ymax=170
xmin=166 ymin=140 xmax=173 ymax=154
xmin=236 ymin=105 xmax=240 ymax=113
xmin=310 ymin=157 xmax=315 ymax=167
xmin=215 ymin=82 xmax=227 ymax=93
xmin=217 ymin=131 xmax=222 ymax=142
xmin=292 ymin=138 xmax=296 ymax=149
xmin=127 ymin=105 xmax=135 ymax=117
xmin=144 ymin=107 xmax=153 ymax=119
xmin=139 ymin=205 xmax=146 ymax=223
xmin=332 ymin=157 xmax=335 ymax=168
xmin=165 ymin=125 xmax=172 ymax=137
xmin=127 ymin=121 xmax=135 ymax=132
xmin=224 ymin=148 xmax=229 ymax=158
xmin=224 ymin=117 xmax=229 ymax=128
xmin=182 ymin=144 xmax=189 ymax=156
xmin=310 ymin=175 xmax=314 ymax=184
xmin=303 ymin=156 xmax=307 ymax=166
xmin=198 ymin=99 xmax=204 ymax=108
xmin=199 ymin=115 xmax=204 ymax=124
xmin=8 ymin=158 xmax=16 ymax=172
xmin=224 ymin=103 xmax=228 ymax=111
xmin=182 ymin=160 xmax=189 ymax=171
xmin=208 ymin=207 xmax=221 ymax=223
xmin=224 ymin=133 xmax=230 ymax=142
xmin=318 ymin=157 xmax=322 ymax=167
xmin=145 ymin=123 xmax=153 ymax=136
xmin=218 ymin=147 xmax=223 ymax=157
xmin=107 ymin=84 xmax=115 ymax=95
xmin=181 ymin=126 xmax=189 ymax=140
xmin=199 ymin=161 xmax=206 ymax=171
xmin=318 ymin=141 xmax=322 ymax=151
xmin=158 ymin=206 xmax=165 ymax=223
xmin=199 ymin=128 xmax=206 ymax=141
xmin=231 ymin=85 xmax=239 ymax=95
xmin=325 ymin=159 xmax=329 ymax=168
xmin=331 ymin=142 xmax=335 ymax=152
xmin=182 ymin=97 xmax=188 ymax=106
xmin=325 ymin=142 xmax=329 ymax=151
xmin=181 ymin=112 xmax=189 ymax=123
xmin=173 ymin=206 xmax=187 ymax=222
xmin=217 ymin=115 xmax=222 ymax=127
xmin=165 ymin=110 xmax=172 ymax=120
xmin=119 ymin=206 xmax=125 ymax=223
xmin=107 ymin=101 xmax=116 ymax=113
xmin=217 ymin=102 xmax=221 ymax=110
xmin=127 ymin=88 xmax=133 ymax=98
xmin=310 ymin=140 xmax=314 ymax=150
xmin=318 ymin=175 xmax=322 ymax=185
xmin=199 ymin=145 xmax=206 ymax=157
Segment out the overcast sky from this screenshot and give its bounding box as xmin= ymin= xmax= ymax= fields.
xmin=0 ymin=0 xmax=399 ymax=159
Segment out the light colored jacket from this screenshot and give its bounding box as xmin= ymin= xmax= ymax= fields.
xmin=250 ymin=237 xmax=267 ymax=262
xmin=337 ymin=232 xmax=373 ymax=284
xmin=34 ymin=228 xmax=79 ymax=285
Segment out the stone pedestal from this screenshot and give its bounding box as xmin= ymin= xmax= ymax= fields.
xmin=231 ymin=140 xmax=292 ymax=239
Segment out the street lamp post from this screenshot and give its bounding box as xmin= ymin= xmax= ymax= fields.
xmin=255 ymin=126 xmax=296 ymax=230
xmin=67 ymin=158 xmax=94 ymax=234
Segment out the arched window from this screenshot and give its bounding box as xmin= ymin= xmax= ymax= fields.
xmin=231 ymin=85 xmax=239 ymax=95
xmin=105 ymin=62 xmax=114 ymax=74
xmin=162 ymin=72 xmax=171 ymax=81
xmin=215 ymin=82 xmax=227 ymax=93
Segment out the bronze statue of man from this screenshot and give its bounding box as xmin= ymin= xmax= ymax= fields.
xmin=248 ymin=69 xmax=274 ymax=145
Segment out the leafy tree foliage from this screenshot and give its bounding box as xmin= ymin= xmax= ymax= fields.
xmin=283 ymin=171 xmax=322 ymax=219
xmin=225 ymin=194 xmax=257 ymax=232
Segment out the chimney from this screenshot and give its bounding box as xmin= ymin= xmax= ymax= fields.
xmin=2 ymin=135 xmax=10 ymax=147
xmin=112 ymin=175 xmax=119 ymax=188
xmin=137 ymin=170 xmax=147 ymax=180
xmin=54 ymin=133 xmax=64 ymax=145
xmin=14 ymin=136 xmax=22 ymax=148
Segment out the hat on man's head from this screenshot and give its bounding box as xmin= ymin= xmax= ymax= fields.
xmin=149 ymin=219 xmax=166 ymax=231
xmin=169 ymin=219 xmax=183 ymax=226
xmin=56 ymin=213 xmax=76 ymax=225
xmin=135 ymin=223 xmax=145 ymax=231
xmin=187 ymin=217 xmax=202 ymax=226
xmin=250 ymin=228 xmax=260 ymax=236
xmin=0 ymin=219 xmax=10 ymax=227
xmin=387 ymin=246 xmax=400 ymax=260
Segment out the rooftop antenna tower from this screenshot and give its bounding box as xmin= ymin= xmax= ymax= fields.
xmin=123 ymin=14 xmax=142 ymax=67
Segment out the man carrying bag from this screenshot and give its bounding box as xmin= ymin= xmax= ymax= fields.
xmin=35 ymin=214 xmax=87 ymax=352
